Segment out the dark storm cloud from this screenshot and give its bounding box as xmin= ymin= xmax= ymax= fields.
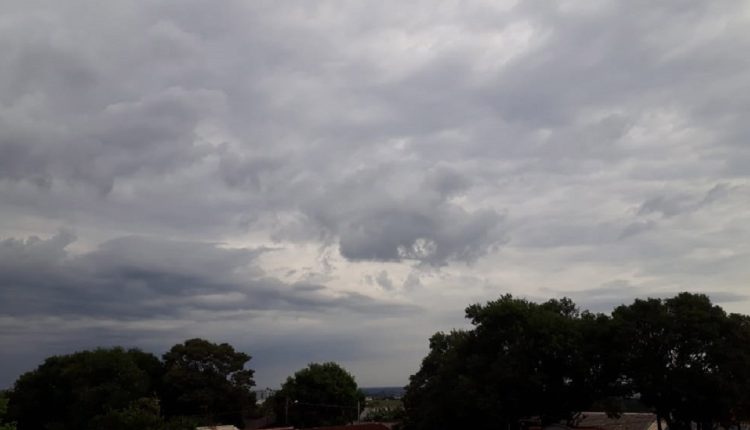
xmin=0 ymin=228 xmax=421 ymax=385
xmin=0 ymin=231 xmax=416 ymax=319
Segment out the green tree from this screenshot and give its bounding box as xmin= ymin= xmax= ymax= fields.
xmin=160 ymin=338 xmax=256 ymax=427
xmin=610 ymin=296 xmax=672 ymax=426
xmin=404 ymin=295 xmax=613 ymax=430
xmin=274 ymin=362 xmax=364 ymax=428
xmin=88 ymin=397 xmax=165 ymax=430
xmin=402 ymin=331 xmax=474 ymax=430
xmin=7 ymin=347 xmax=162 ymax=430
xmin=87 ymin=397 xmax=197 ymax=430
xmin=609 ymin=293 xmax=750 ymax=430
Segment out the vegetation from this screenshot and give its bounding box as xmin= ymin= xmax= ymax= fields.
xmin=161 ymin=338 xmax=256 ymax=427
xmin=270 ymin=362 xmax=365 ymax=428
xmin=7 ymin=347 xmax=163 ymax=430
xmin=5 ymin=339 xmax=254 ymax=430
xmin=612 ymin=294 xmax=750 ymax=430
xmin=361 ymin=398 xmax=405 ymax=422
xmin=3 ymin=292 xmax=749 ymax=430
xmin=403 ymin=293 xmax=750 ymax=430
xmin=0 ymin=391 xmax=16 ymax=430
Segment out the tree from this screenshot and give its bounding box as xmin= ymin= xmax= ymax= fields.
xmin=160 ymin=338 xmax=256 ymax=427
xmin=612 ymin=293 xmax=750 ymax=430
xmin=402 ymin=331 xmax=475 ymax=430
xmin=87 ymin=397 xmax=198 ymax=430
xmin=717 ymin=313 xmax=750 ymax=428
xmin=88 ymin=397 xmax=165 ymax=430
xmin=7 ymin=347 xmax=162 ymax=430
xmin=274 ymin=362 xmax=364 ymax=428
xmin=404 ymin=295 xmax=613 ymax=430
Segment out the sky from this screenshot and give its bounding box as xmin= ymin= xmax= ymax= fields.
xmin=1 ymin=0 xmax=750 ymax=389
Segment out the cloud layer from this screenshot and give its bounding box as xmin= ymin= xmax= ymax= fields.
xmin=1 ymin=0 xmax=750 ymax=388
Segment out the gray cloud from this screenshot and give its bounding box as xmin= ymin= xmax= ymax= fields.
xmin=0 ymin=230 xmax=420 ymax=387
xmin=374 ymin=271 xmax=394 ymax=291
xmin=1 ymin=0 xmax=750 ymax=389
xmin=0 ymin=231 xmax=415 ymax=319
xmin=541 ymin=280 xmax=750 ymax=314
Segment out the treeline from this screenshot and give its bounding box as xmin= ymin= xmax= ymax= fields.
xmin=2 ymin=292 xmax=749 ymax=430
xmin=402 ymin=292 xmax=750 ymax=430
xmin=0 ymin=338 xmax=365 ymax=430
xmin=2 ymin=338 xmax=255 ymax=430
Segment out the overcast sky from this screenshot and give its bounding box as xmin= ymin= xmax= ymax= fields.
xmin=2 ymin=0 xmax=750 ymax=389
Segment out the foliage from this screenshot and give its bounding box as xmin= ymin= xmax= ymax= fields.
xmin=403 ymin=293 xmax=750 ymax=430
xmin=404 ymin=296 xmax=611 ymax=430
xmin=6 ymin=347 xmax=162 ymax=430
xmin=0 ymin=391 xmax=16 ymax=430
xmin=87 ymin=397 xmax=198 ymax=430
xmin=161 ymin=338 xmax=256 ymax=427
xmin=273 ymin=362 xmax=365 ymax=428
xmin=87 ymin=397 xmax=165 ymax=430
xmin=6 ymin=339 xmax=255 ymax=430
xmin=612 ymin=293 xmax=750 ymax=430
xmin=361 ymin=399 xmax=405 ymax=422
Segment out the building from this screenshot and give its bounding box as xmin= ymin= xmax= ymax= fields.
xmin=543 ymin=412 xmax=664 ymax=430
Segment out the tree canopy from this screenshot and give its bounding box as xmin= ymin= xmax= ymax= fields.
xmin=272 ymin=362 xmax=365 ymax=428
xmin=404 ymin=295 xmax=608 ymax=430
xmin=161 ymin=338 xmax=256 ymax=427
xmin=5 ymin=339 xmax=254 ymax=430
xmin=612 ymin=293 xmax=750 ymax=430
xmin=403 ymin=293 xmax=750 ymax=430
xmin=4 ymin=294 xmax=749 ymax=430
xmin=7 ymin=347 xmax=162 ymax=430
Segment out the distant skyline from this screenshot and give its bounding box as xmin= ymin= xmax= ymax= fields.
xmin=2 ymin=0 xmax=750 ymax=389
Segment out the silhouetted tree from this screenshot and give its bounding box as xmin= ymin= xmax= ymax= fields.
xmin=7 ymin=347 xmax=162 ymax=430
xmin=404 ymin=293 xmax=750 ymax=430
xmin=273 ymin=362 xmax=364 ymax=428
xmin=404 ymin=295 xmax=614 ymax=430
xmin=613 ymin=293 xmax=750 ymax=430
xmin=160 ymin=338 xmax=255 ymax=427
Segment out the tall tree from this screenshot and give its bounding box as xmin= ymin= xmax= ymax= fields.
xmin=612 ymin=293 xmax=750 ymax=430
xmin=404 ymin=295 xmax=612 ymax=430
xmin=160 ymin=338 xmax=255 ymax=427
xmin=274 ymin=362 xmax=364 ymax=428
xmin=402 ymin=331 xmax=476 ymax=430
xmin=611 ymin=297 xmax=673 ymax=427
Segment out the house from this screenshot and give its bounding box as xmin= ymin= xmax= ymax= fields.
xmin=543 ymin=412 xmax=664 ymax=430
